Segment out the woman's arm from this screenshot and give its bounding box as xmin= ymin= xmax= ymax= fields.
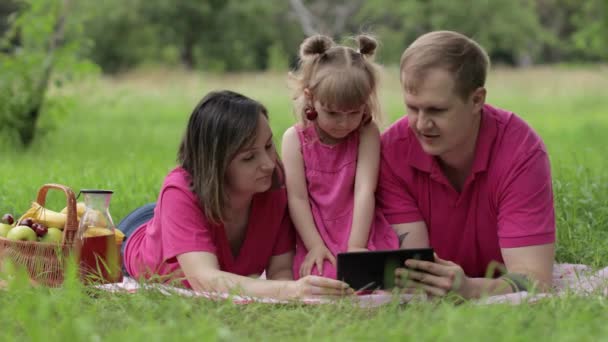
xmin=348 ymin=122 xmax=380 ymax=250
xmin=281 ymin=127 xmax=328 ymax=252
xmin=177 ymin=251 xmax=350 ymax=299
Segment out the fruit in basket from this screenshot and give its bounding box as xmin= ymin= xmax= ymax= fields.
xmin=19 ymin=218 xmax=35 ymax=228
xmin=0 ymin=223 xmax=11 ymax=237
xmin=1 ymin=213 xmax=14 ymax=225
xmin=31 ymin=223 xmax=48 ymax=237
xmin=115 ymin=229 xmax=125 ymax=243
xmin=6 ymin=225 xmax=37 ymax=241
xmin=60 ymin=202 xmax=86 ymax=218
xmin=18 ymin=202 xmax=67 ymax=230
xmin=83 ymin=226 xmax=113 ymax=237
xmin=40 ymin=227 xmax=63 ymax=243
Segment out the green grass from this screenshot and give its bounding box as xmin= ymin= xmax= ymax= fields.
xmin=1 ymin=66 xmax=608 ymax=340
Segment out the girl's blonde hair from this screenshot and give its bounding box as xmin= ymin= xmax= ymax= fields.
xmin=289 ymin=34 xmax=383 ymax=126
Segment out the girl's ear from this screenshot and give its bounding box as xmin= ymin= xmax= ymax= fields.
xmin=303 ymin=88 xmax=312 ymax=100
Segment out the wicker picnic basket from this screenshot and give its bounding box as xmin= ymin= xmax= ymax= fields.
xmin=0 ymin=184 xmax=79 ymax=287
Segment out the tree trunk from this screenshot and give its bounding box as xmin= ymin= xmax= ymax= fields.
xmin=180 ymin=41 xmax=195 ymax=70
xmin=18 ymin=0 xmax=69 ymax=146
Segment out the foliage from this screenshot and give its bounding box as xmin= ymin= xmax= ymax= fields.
xmin=43 ymin=0 xmax=607 ymax=73
xmin=0 ymin=0 xmax=97 ymax=148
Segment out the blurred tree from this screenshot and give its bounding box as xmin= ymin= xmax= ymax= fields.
xmin=358 ymin=0 xmax=546 ymax=66
xmin=0 ymin=0 xmax=95 ymax=147
xmin=45 ymin=0 xmax=608 ymax=73
xmin=536 ymin=0 xmax=608 ymax=61
xmin=288 ymin=0 xmax=364 ymax=38
xmin=76 ymin=0 xmax=155 ymax=73
xmin=571 ymin=0 xmax=608 ymax=60
xmin=140 ymin=0 xmax=227 ymax=70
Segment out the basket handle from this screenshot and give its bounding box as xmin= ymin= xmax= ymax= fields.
xmin=36 ymin=184 xmax=78 ymax=246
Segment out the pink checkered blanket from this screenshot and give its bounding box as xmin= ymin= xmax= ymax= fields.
xmin=97 ymin=263 xmax=608 ymax=307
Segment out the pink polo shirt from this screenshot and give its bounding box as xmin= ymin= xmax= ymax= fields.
xmin=378 ymin=104 xmax=555 ymax=277
xmin=123 ymin=167 xmax=295 ymax=287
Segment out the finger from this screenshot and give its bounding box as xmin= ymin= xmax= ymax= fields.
xmin=405 ymin=259 xmax=453 ymax=277
xmin=308 ymin=275 xmax=351 ymax=290
xmin=316 ymin=258 xmax=323 ymax=275
xmin=434 ymin=253 xmax=455 ymax=266
xmin=399 ymin=279 xmax=447 ymax=297
xmin=404 ymin=269 xmax=453 ymax=290
xmin=302 ymin=261 xmax=311 ymax=277
xmin=327 ymin=253 xmax=336 ymax=267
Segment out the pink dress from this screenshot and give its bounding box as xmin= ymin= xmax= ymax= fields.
xmin=293 ymin=125 xmax=399 ymax=279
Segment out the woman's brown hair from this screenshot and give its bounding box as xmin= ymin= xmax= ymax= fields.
xmin=178 ymin=90 xmax=282 ymax=224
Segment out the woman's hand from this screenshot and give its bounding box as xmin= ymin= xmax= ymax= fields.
xmin=300 ymin=245 xmax=336 ymax=278
xmin=395 ymin=254 xmax=473 ymax=298
xmin=288 ymin=275 xmax=353 ymax=299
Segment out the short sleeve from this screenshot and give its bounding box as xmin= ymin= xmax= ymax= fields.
xmin=497 ymin=149 xmax=556 ymax=248
xmin=272 ymin=208 xmax=296 ymax=256
xmin=377 ymin=152 xmax=424 ymax=225
xmin=159 ymin=186 xmax=217 ymax=262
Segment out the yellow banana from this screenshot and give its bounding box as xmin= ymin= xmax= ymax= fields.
xmin=17 ymin=202 xmax=67 ymax=229
xmin=60 ymin=202 xmax=86 ymax=218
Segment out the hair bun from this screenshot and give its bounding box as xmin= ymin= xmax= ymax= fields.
xmin=300 ymin=35 xmax=334 ymax=58
xmin=357 ymin=35 xmax=377 ymax=56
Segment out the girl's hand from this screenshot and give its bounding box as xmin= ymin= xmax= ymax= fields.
xmin=289 ymin=275 xmax=353 ymax=299
xmin=299 ymin=245 xmax=336 ymax=278
xmin=394 ymin=253 xmax=473 ymax=298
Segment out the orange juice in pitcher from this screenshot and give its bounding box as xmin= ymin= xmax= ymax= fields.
xmin=75 ymin=190 xmax=123 ymax=284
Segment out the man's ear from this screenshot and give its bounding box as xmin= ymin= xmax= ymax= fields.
xmin=471 ymin=87 xmax=486 ymax=112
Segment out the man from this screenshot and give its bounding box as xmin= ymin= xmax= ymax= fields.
xmin=378 ymin=31 xmax=555 ymax=299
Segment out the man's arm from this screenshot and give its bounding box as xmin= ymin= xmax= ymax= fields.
xmin=398 ymin=243 xmax=555 ymax=299
xmin=392 ymin=221 xmax=429 ymax=249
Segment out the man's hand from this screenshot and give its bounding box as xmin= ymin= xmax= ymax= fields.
xmin=395 ymin=253 xmax=473 ymax=298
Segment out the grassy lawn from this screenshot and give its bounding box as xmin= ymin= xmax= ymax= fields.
xmin=1 ymin=66 xmax=607 ymax=340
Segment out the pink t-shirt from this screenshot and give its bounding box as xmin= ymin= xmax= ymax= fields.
xmin=378 ymin=104 xmax=555 ymax=277
xmin=123 ymin=167 xmax=295 ymax=287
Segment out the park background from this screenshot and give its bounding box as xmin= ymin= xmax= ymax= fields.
xmin=1 ymin=0 xmax=607 ymax=340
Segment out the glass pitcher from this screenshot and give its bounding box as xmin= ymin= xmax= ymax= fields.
xmin=76 ymin=189 xmax=122 ymax=284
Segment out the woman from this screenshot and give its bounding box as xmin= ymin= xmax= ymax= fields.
xmin=120 ymin=90 xmax=352 ymax=299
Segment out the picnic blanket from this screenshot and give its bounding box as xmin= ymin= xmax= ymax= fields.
xmin=96 ymin=263 xmax=608 ymax=307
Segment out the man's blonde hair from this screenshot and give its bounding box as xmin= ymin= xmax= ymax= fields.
xmin=400 ymin=31 xmax=490 ymax=100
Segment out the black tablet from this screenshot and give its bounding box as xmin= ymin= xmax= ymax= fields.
xmin=337 ymin=248 xmax=434 ymax=290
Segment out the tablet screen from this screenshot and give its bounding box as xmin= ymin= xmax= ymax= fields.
xmin=337 ymin=248 xmax=434 ymax=290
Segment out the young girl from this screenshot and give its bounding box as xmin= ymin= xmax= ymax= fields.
xmin=282 ymin=35 xmax=399 ymax=280
xmin=121 ymin=90 xmax=352 ymax=299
